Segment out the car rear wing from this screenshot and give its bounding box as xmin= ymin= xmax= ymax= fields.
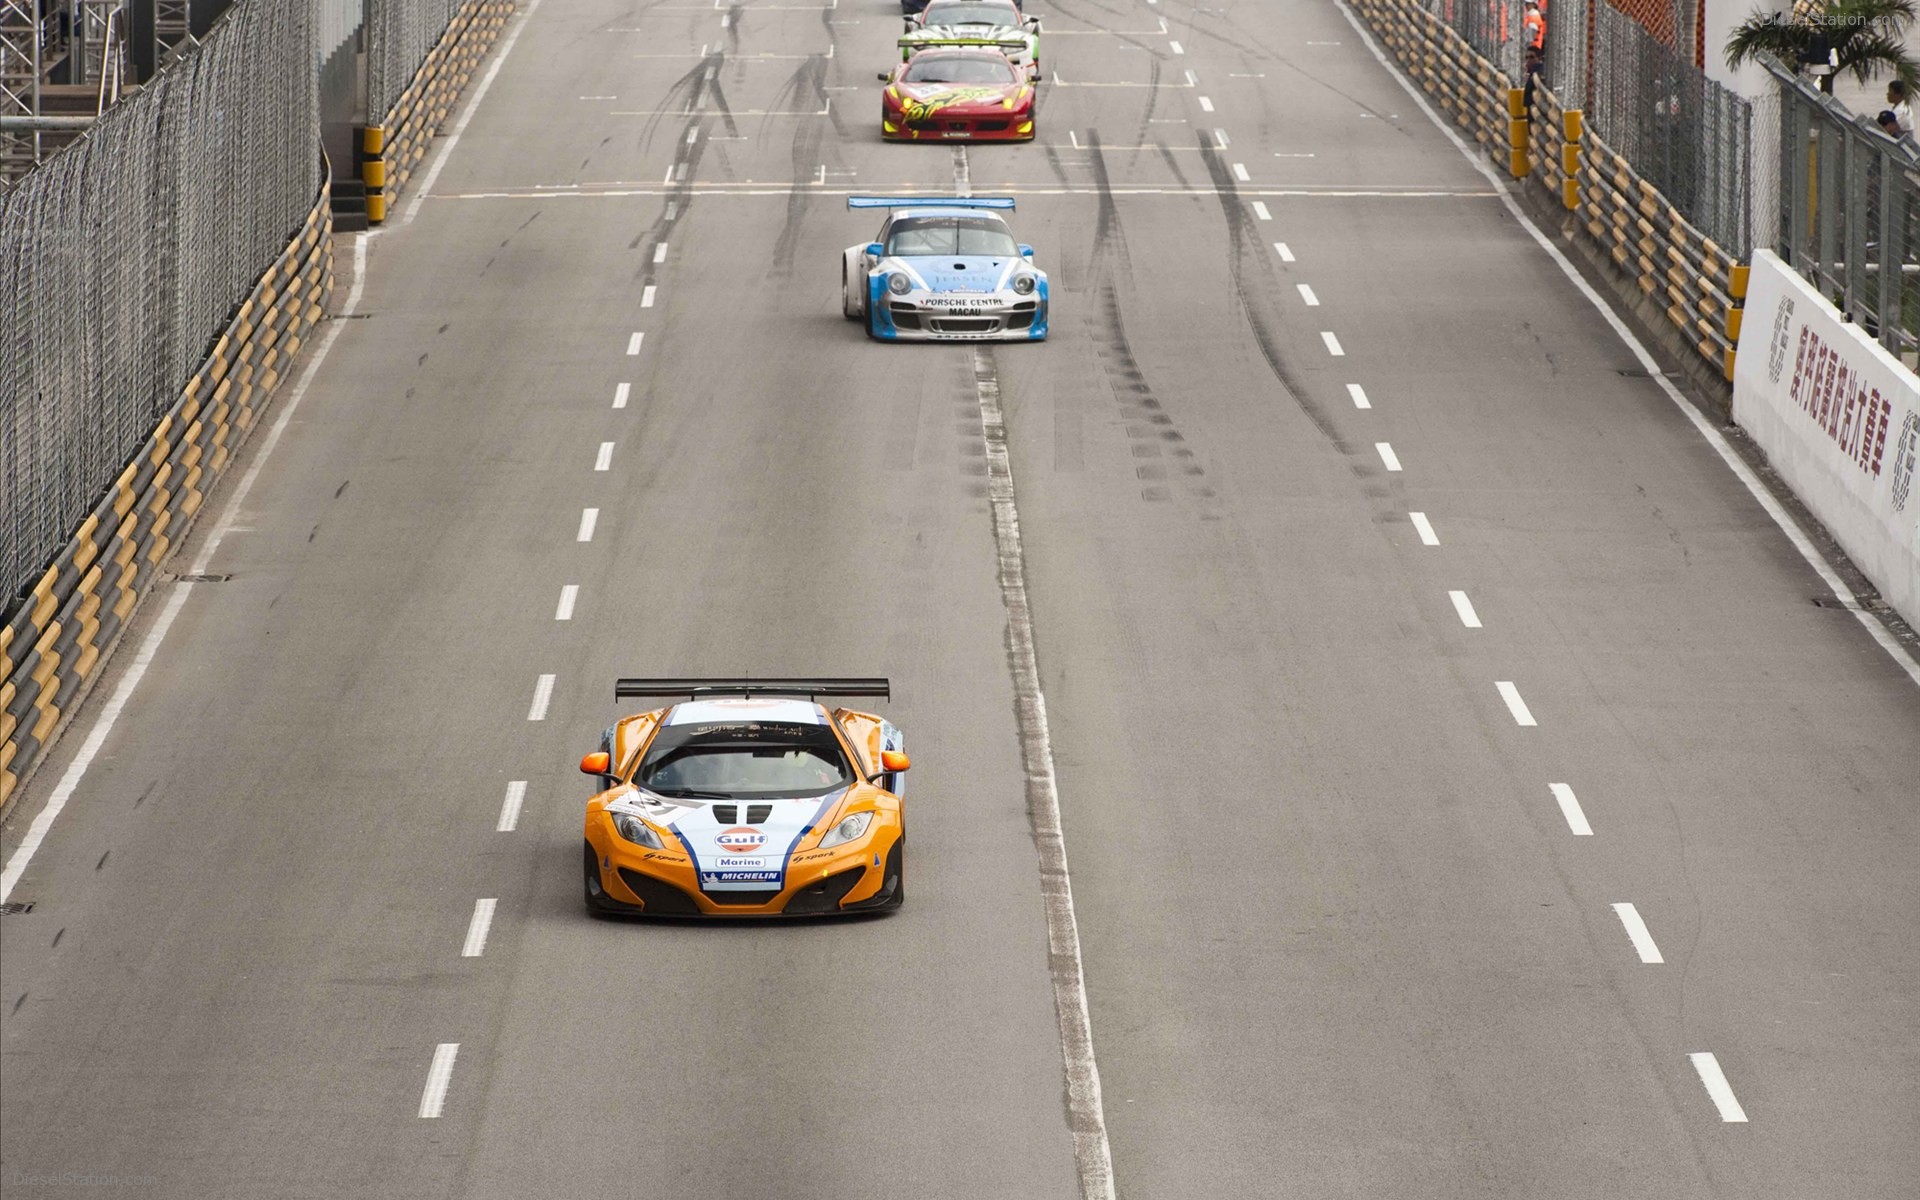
xmin=615 ymin=678 xmax=891 ymax=701
xmin=847 ymin=195 xmax=1015 ymax=210
xmin=899 ymin=33 xmax=1032 ymax=54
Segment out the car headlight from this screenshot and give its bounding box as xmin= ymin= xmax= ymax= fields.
xmin=887 ymin=273 xmax=913 ymax=295
xmin=612 ymin=812 xmax=665 ymax=850
xmin=818 ymin=811 xmax=874 ymax=849
xmin=1012 ymin=273 xmax=1037 ymax=295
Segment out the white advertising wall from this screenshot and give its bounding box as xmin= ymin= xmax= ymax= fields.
xmin=1733 ymin=250 xmax=1920 ymax=629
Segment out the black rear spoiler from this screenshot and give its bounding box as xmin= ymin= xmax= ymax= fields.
xmin=615 ymin=677 xmax=891 ymax=701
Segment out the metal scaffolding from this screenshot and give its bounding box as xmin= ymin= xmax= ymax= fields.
xmin=0 ymin=1 xmax=128 ymax=184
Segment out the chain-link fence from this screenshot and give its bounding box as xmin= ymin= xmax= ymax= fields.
xmin=1587 ymin=0 xmax=1752 ymax=255
xmin=370 ymin=0 xmax=465 ymax=120
xmin=0 ymin=0 xmax=318 ymax=607
xmin=1421 ymin=0 xmax=1528 ymax=83
xmin=1768 ymin=59 xmax=1920 ymax=360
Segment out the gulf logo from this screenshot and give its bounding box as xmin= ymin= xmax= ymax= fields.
xmin=715 ymin=826 xmax=767 ymax=855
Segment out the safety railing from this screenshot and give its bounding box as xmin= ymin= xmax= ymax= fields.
xmin=1 ymin=171 xmax=334 ymax=809
xmin=361 ymin=0 xmax=512 ymax=223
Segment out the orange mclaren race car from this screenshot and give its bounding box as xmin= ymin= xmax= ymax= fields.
xmin=580 ymin=679 xmax=909 ymax=917
xmin=879 ymin=45 xmax=1035 ymax=142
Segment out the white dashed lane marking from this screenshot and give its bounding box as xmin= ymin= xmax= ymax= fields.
xmin=1448 ymin=590 xmax=1481 ymax=627
xmin=595 ymin=441 xmax=614 ymax=471
xmin=527 ymin=674 xmax=556 ymax=721
xmin=462 ymin=899 xmax=498 ymax=958
xmin=419 ymin=1044 xmax=459 ymax=1119
xmin=626 ymin=332 xmax=644 ymax=355
xmin=641 ymin=286 xmax=657 ymax=307
xmin=497 ymin=781 xmax=527 ymax=832
xmin=1297 ymin=284 xmax=1319 ymax=306
xmin=1611 ymin=903 xmax=1664 ymax=963
xmin=577 ymin=508 xmax=599 ymax=542
xmin=1495 ymin=681 xmax=1537 ymax=726
xmin=1347 ymin=383 xmax=1370 ymax=409
xmin=1550 ymin=783 xmax=1592 ymax=835
xmin=1409 ymin=511 xmax=1439 ymax=545
xmin=1251 ymin=201 xmax=1271 ymax=220
xmin=1690 ymin=1053 xmax=1749 ymax=1122
xmin=614 ymin=382 xmax=631 ymax=408
xmin=653 ymin=243 xmax=668 ymax=264
xmin=1321 ymin=331 xmax=1345 ymax=356
xmin=1169 ymin=39 xmax=1184 ymax=53
xmin=1273 ymin=241 xmax=1295 ymax=261
xmin=1375 ymin=442 xmax=1401 ymax=471
xmin=1198 ymin=95 xmax=1214 ymax=112
xmin=1214 ymin=128 xmax=1230 ymax=147
xmin=555 ymin=585 xmax=578 ymax=620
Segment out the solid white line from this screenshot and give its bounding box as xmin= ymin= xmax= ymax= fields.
xmin=1549 ymin=783 xmax=1593 ymax=835
xmin=613 ymin=382 xmax=631 ymax=409
xmin=1348 ymin=383 xmax=1370 ymax=409
xmin=1297 ymin=283 xmax=1320 ymax=306
xmin=1375 ymin=441 xmax=1401 ymax=471
xmin=1449 ymin=590 xmax=1482 ymax=627
xmin=1496 ymin=680 xmax=1537 ymax=726
xmin=1335 ymin=0 xmax=1920 ymax=689
xmin=462 ymin=898 xmax=498 ymax=957
xmin=1689 ymin=1053 xmax=1749 ymax=1122
xmin=1322 ymin=331 xmax=1345 ymax=356
xmin=626 ymin=331 xmax=643 ymax=355
xmin=577 ymin=508 xmax=599 ymax=541
xmin=1214 ymin=128 xmax=1230 ymax=147
xmin=595 ymin=441 xmax=614 ymax=471
xmin=1410 ymin=511 xmax=1439 ymax=545
xmin=528 ymin=674 xmax=556 ymax=721
xmin=419 ymin=1044 xmax=459 ymax=1118
xmin=498 ymin=781 xmax=527 ymax=832
xmin=641 ymin=285 xmax=657 ymax=307
xmin=1232 ymin=162 xmax=1250 ymax=182
xmin=1274 ymin=241 xmax=1295 ymax=261
xmin=555 ymin=585 xmax=578 ymax=620
xmin=1198 ymin=95 xmax=1214 ymax=112
xmin=1251 ymin=201 xmax=1272 ymax=220
xmin=1611 ymin=902 xmax=1664 ymax=963
xmin=1169 ymin=39 xmax=1184 ymax=53
xmin=405 ymin=0 xmax=545 ymax=223
xmin=653 ymin=242 xmax=668 ymax=264
xmin=0 ymin=234 xmax=377 ymax=903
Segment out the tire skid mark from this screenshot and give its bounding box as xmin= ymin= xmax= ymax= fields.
xmin=1195 ymin=134 xmax=1346 ymax=451
xmin=1085 ymin=137 xmax=1218 ymax=514
xmin=769 ymin=55 xmax=829 ymax=278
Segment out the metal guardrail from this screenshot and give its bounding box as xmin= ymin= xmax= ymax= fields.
xmin=361 ymin=0 xmax=513 ymax=222
xmin=2 ymin=178 xmax=333 ymax=809
xmin=2 ymin=0 xmax=320 ymax=612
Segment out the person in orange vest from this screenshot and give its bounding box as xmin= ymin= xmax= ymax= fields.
xmin=1524 ymin=0 xmax=1545 ymax=51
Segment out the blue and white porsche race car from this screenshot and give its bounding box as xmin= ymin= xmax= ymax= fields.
xmin=841 ymin=196 xmax=1049 ymax=342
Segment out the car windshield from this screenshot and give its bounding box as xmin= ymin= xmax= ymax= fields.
xmin=924 ymin=2 xmax=1017 ymax=25
xmin=635 ymin=721 xmax=851 ymax=799
xmin=886 ymin=215 xmax=1019 ymax=257
xmin=902 ymin=55 xmax=1016 ymax=85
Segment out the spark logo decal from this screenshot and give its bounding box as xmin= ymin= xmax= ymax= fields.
xmin=900 ymin=87 xmax=1009 ymax=125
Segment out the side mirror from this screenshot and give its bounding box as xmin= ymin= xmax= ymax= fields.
xmin=1027 ymin=17 xmax=1041 ymax=31
xmin=1018 ymin=243 xmax=1034 ymax=258
xmin=880 ymin=749 xmax=911 ymax=773
xmin=580 ymin=751 xmax=611 ymax=777
xmin=878 ymin=71 xmax=893 ymax=82
xmin=866 ymin=242 xmax=886 ymax=258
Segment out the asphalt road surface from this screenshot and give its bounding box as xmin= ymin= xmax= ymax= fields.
xmin=4 ymin=1 xmax=1918 ymax=1197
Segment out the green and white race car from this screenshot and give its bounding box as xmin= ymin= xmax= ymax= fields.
xmin=903 ymin=0 xmax=1040 ymax=80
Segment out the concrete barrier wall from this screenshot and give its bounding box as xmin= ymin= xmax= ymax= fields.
xmin=1735 ymin=251 xmax=1920 ymax=627
xmin=361 ymin=0 xmax=514 ymax=223
xmin=0 ymin=175 xmax=335 ymax=811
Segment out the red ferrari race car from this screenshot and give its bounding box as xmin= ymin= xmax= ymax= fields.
xmin=879 ymin=45 xmax=1035 ymax=143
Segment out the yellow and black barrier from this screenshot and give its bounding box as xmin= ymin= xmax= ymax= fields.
xmin=1347 ymin=1 xmax=1746 ymax=384
xmin=0 ymin=172 xmax=334 ymax=810
xmin=360 ymin=0 xmax=515 ymax=224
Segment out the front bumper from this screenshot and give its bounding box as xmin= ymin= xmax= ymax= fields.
xmin=871 ymin=294 xmax=1048 ymax=341
xmin=586 ymin=818 xmax=903 ymax=917
xmin=882 ymin=113 xmax=1035 ymax=142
